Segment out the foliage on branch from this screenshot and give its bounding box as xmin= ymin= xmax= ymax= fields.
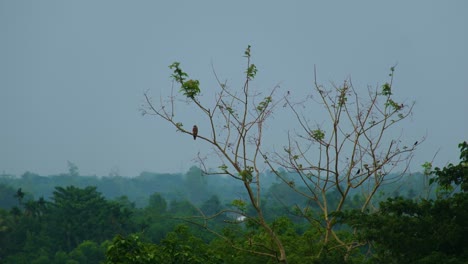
xmin=169 ymin=62 xmax=201 ymax=99
xmin=430 ymin=141 xmax=468 ymax=193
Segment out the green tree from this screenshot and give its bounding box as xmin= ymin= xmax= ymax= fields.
xmin=139 ymin=193 xmax=171 ymax=243
xmin=430 ymin=141 xmax=468 ymax=193
xmin=168 ymin=199 xmax=198 ymax=217
xmin=159 ymin=225 xmax=221 ymax=264
xmin=52 ymin=251 xmax=70 ymax=264
xmin=48 ymin=186 xmax=131 ymax=252
xmin=338 ymin=141 xmax=468 ymax=263
xmin=184 ymin=166 xmax=212 ymax=204
xmin=0 ymin=197 xmax=51 ymax=263
xmin=68 ymin=240 xmax=105 ymax=264
xmin=13 ymin=188 xmax=25 ymax=205
xmin=147 ymin=193 xmax=167 ymax=214
xmin=200 ymin=195 xmax=222 ymax=216
xmin=105 ymin=234 xmax=159 ymax=264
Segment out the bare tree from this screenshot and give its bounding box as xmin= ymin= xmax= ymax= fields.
xmin=142 ymin=46 xmax=289 ymax=263
xmin=143 ymin=45 xmax=422 ymax=261
xmin=263 ymin=66 xmax=422 ymax=257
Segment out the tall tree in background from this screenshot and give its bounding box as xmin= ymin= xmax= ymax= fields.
xmin=48 ymin=186 xmax=132 ymax=252
xmin=67 ymin=161 xmax=80 ymax=177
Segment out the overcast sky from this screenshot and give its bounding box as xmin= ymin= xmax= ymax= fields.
xmin=1 ymin=1 xmax=467 ymax=177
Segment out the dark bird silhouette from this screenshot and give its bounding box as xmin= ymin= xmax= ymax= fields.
xmin=356 ymin=169 xmax=360 ymax=175
xmin=414 ymin=141 xmax=418 ymax=146
xmin=192 ymin=125 xmax=198 ymax=140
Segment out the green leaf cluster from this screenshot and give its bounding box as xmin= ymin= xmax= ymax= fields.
xmin=246 ymin=64 xmax=257 ymax=80
xmin=381 ymin=82 xmax=392 ymax=96
xmin=231 ymin=199 xmax=247 ymax=212
xmin=240 ymin=167 xmax=254 ymax=183
xmin=256 ymin=96 xmax=272 ymax=112
xmin=310 ymin=129 xmax=325 ymax=141
xmin=169 ymin=62 xmax=201 ymax=99
xmin=431 ymin=141 xmax=468 ymax=192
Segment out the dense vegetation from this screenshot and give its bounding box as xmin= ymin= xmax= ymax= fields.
xmin=0 ymin=142 xmax=466 ymax=263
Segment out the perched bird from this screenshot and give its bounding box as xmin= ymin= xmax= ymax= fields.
xmin=192 ymin=125 xmax=198 ymax=140
xmin=414 ymin=141 xmax=418 ymax=146
xmin=356 ymin=169 xmax=361 ymax=175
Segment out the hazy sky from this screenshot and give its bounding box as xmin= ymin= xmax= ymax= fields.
xmin=1 ymin=1 xmax=467 ymax=177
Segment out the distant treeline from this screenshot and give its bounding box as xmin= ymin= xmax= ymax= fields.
xmin=0 ymin=159 xmax=465 ymax=263
xmin=0 ymin=166 xmax=431 ymax=211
